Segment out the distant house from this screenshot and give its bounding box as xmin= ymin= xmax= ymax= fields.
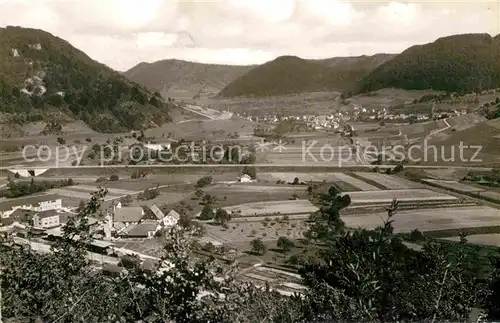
xmin=118 ymin=220 xmax=160 ymax=238
xmin=163 ymin=210 xmax=180 ymax=228
xmin=0 ymin=209 xmax=35 ymax=227
xmin=59 ymin=211 xmax=76 ymax=225
xmin=33 ymin=210 xmax=60 ymax=229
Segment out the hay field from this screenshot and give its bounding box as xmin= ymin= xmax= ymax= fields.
xmin=204 ymin=183 xmax=305 ymax=194
xmin=223 ymin=199 xmax=318 ymax=217
xmin=354 ymin=173 xmax=423 ymax=189
xmin=259 ymin=172 xmax=346 ymax=183
xmin=334 ymin=172 xmax=381 ymax=191
xmin=262 ymin=145 xmax=363 ymax=166
xmin=346 ymin=189 xmax=457 ymax=204
xmin=342 ymin=206 xmax=500 ymax=233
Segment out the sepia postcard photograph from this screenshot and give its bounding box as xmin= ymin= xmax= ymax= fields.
xmin=0 ymin=0 xmax=500 ymax=322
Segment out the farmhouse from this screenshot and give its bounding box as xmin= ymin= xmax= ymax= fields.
xmin=162 ymin=210 xmax=180 ymax=228
xmin=0 ymin=194 xmax=63 ymax=217
xmin=33 ymin=210 xmax=60 ymax=229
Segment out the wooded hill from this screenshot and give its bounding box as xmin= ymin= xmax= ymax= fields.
xmin=217 ymin=54 xmax=395 ymax=98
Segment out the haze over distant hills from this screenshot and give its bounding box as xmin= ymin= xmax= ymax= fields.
xmin=4 ymin=26 xmax=500 ymax=135
xmin=125 ymin=54 xmax=396 ymax=99
xmin=218 ymin=54 xmax=396 ymax=98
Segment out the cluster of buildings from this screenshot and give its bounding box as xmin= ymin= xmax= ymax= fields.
xmin=0 ymin=194 xmax=180 ymax=241
xmin=235 ymin=99 xmax=469 ymax=130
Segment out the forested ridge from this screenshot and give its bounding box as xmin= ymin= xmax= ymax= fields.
xmin=0 ymin=26 xmax=172 ymax=132
xmin=2 ymin=188 xmax=500 ymax=322
xmin=218 ymin=55 xmax=393 ymax=98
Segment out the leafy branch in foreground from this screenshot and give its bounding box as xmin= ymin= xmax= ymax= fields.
xmin=0 ymin=192 xmax=497 ymax=322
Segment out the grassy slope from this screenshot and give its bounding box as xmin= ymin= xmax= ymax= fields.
xmin=0 ymin=26 xmax=172 ymax=132
xmin=126 ymin=54 xmax=395 ymax=99
xmin=411 ymin=118 xmax=500 ymax=166
xmin=353 ymin=33 xmax=500 ymax=95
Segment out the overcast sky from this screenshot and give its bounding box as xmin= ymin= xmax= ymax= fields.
xmin=1 ymin=0 xmax=498 ymax=71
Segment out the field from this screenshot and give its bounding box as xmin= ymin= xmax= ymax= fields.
xmin=333 ymin=172 xmax=381 ymax=191
xmin=346 ymin=189 xmax=457 ymax=204
xmin=203 ymin=219 xmax=310 ymax=243
xmin=222 ymin=199 xmax=318 ymax=217
xmin=422 ymin=179 xmax=485 ymax=192
xmin=444 ymin=234 xmax=500 ymax=247
xmin=342 ymin=206 xmax=500 ymax=233
xmin=354 ymin=172 xmax=423 ymax=189
xmin=258 ymin=172 xmax=380 ymax=191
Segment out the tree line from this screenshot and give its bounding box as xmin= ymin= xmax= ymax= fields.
xmin=1 ymin=187 xmax=500 ymax=322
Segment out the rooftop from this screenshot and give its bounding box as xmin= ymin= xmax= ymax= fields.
xmin=0 ymin=194 xmax=62 ymax=212
xmin=166 ymin=209 xmax=180 ymax=221
xmin=119 ymin=220 xmax=159 ymax=237
xmin=150 ymin=203 xmax=165 ymax=220
xmin=35 ymin=209 xmax=59 ymax=219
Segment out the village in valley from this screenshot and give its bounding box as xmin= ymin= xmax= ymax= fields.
xmin=1 ymin=88 xmax=500 ymax=294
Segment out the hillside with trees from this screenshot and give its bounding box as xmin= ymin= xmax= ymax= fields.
xmin=352 ymin=33 xmax=500 ymax=96
xmin=2 ymin=189 xmax=500 ymax=322
xmin=125 ymin=54 xmax=395 ymax=100
xmin=218 ymin=54 xmax=395 ymax=98
xmin=0 ymin=26 xmax=173 ymax=132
